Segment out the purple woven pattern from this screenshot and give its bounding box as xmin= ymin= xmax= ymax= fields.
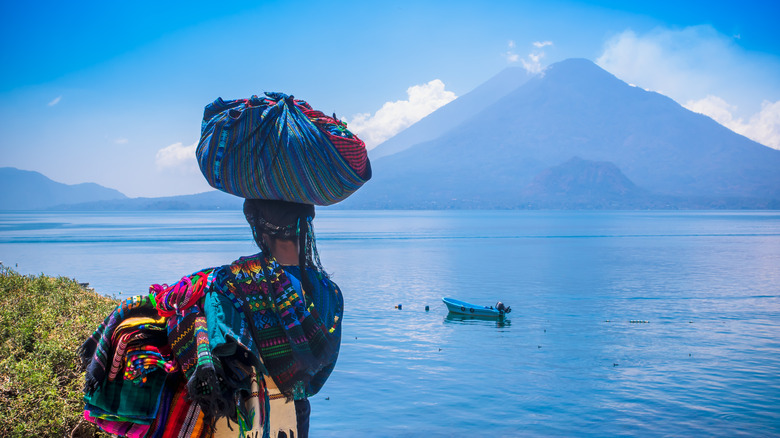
xmin=197 ymin=93 xmax=371 ymax=205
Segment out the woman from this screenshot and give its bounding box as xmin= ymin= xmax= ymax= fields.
xmin=207 ymin=199 xmax=343 ymax=437
xmin=80 ymin=93 xmax=369 ymax=438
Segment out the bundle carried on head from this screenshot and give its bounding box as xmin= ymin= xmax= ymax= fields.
xmin=197 ymin=92 xmax=371 ymax=205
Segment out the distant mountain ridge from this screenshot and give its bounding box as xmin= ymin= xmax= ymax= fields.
xmin=0 ymin=167 xmax=243 ymax=211
xmin=0 ymin=167 xmax=127 ymax=210
xmin=4 ymin=59 xmax=779 ymax=211
xmin=369 ymin=67 xmax=531 ymax=160
xmin=50 ymin=190 xmax=244 ymax=211
xmin=340 ymin=58 xmax=780 ymax=209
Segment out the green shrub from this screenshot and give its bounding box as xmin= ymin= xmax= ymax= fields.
xmin=0 ymin=265 xmax=118 ymax=437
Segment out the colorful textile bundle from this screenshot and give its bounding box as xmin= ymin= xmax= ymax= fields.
xmin=80 ymin=253 xmax=342 ymax=437
xmin=80 ymin=297 xmax=183 ymax=437
xmin=196 ymin=92 xmax=371 ymax=205
xmin=80 ymin=287 xmax=212 ymax=437
xmin=80 ymin=295 xmax=162 ymax=393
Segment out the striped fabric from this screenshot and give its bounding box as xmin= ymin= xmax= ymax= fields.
xmin=123 ymin=345 xmax=178 ymax=384
xmin=197 ymin=92 xmax=371 ymax=205
xmin=152 ymin=270 xmax=215 ymax=380
xmin=84 ymin=410 xmax=151 ymax=438
xmin=108 ymin=318 xmax=167 ymax=381
xmin=154 ymin=381 xmax=211 ymax=438
xmin=79 ymin=294 xmax=161 ymax=394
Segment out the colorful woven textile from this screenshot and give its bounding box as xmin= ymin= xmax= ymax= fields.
xmin=152 ymin=270 xmax=214 ymax=380
xmin=83 ymin=366 xmax=166 ymax=423
xmin=84 ymin=410 xmax=151 ymax=438
xmin=197 ymin=92 xmax=371 ymax=205
xmin=151 ymin=269 xmax=230 ymax=419
xmin=80 ymin=253 xmax=342 ymax=437
xmin=150 ymin=380 xmax=212 ymax=438
xmin=81 ymin=286 xmax=213 ymax=437
xmin=279 ymin=265 xmax=342 ymax=395
xmin=81 ymin=296 xmax=180 ymax=436
xmin=108 ymin=317 xmax=167 ymax=381
xmin=298 ymin=102 xmax=369 ymax=177
xmin=79 ymin=294 xmax=161 ymax=393
xmin=123 ymin=344 xmax=178 ymax=384
xmin=206 ymin=253 xmax=342 ymax=401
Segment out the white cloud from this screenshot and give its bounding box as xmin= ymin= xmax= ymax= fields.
xmin=504 ymin=40 xmax=519 ymax=63
xmin=746 ymin=101 xmax=780 ymax=149
xmin=155 ymin=142 xmax=199 ymax=172
xmin=48 ymin=96 xmax=61 ymax=106
xmin=522 ymin=52 xmax=545 ymax=74
xmin=346 ymin=79 xmax=457 ymax=149
xmin=597 ymin=26 xmax=780 ymax=150
xmin=597 ymin=28 xmax=720 ymax=99
xmin=684 ymin=95 xmax=736 ymax=126
xmin=596 ymin=26 xmax=780 ymax=119
xmin=686 ymin=96 xmax=780 ymax=149
xmin=512 ymin=40 xmax=553 ymax=74
xmin=114 ymin=138 xmax=129 ymax=144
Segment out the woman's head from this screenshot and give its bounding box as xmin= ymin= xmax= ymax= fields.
xmin=243 ymin=199 xmax=326 ymax=275
xmin=243 ymin=199 xmax=314 ymax=241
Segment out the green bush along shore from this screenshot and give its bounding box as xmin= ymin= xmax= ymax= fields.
xmin=0 ymin=265 xmax=118 ymax=437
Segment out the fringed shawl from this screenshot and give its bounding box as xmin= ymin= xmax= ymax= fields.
xmin=206 ymin=253 xmax=341 ymax=399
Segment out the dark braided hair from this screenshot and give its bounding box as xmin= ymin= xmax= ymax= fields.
xmin=243 ymin=199 xmax=328 ymax=293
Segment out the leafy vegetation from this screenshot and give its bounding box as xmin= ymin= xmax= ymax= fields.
xmin=0 ymin=265 xmax=117 ymax=437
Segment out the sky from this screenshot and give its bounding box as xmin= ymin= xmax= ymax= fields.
xmin=1 ymin=0 xmax=779 ymax=198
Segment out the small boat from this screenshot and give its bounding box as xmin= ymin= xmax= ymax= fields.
xmin=442 ymin=297 xmax=511 ymax=317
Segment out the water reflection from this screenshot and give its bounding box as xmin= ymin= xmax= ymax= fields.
xmin=444 ymin=312 xmax=511 ymax=328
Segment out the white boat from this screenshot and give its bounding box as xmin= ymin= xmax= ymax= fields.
xmin=442 ymin=297 xmax=510 ymax=317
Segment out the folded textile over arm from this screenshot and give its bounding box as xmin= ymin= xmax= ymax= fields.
xmin=81 ymin=273 xmax=216 ymax=437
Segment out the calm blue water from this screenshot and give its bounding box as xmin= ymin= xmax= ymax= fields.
xmin=2 ymin=210 xmax=779 ymax=437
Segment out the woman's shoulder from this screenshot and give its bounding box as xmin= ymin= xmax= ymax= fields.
xmin=153 ymin=253 xmax=263 ymax=294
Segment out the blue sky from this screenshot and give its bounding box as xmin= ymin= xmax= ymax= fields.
xmin=1 ymin=0 xmax=779 ymax=197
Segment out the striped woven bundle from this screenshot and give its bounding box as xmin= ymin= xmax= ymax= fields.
xmin=197 ymin=92 xmax=372 ymax=205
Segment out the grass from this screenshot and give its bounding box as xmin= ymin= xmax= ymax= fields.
xmin=0 ymin=265 xmax=118 ymax=437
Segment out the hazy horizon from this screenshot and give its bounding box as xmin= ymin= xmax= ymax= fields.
xmin=1 ymin=1 xmax=779 ymax=198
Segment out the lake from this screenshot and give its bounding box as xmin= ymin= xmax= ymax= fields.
xmin=2 ymin=210 xmax=779 ymax=436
